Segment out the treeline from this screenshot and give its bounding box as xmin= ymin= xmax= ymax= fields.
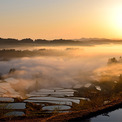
xmin=0 ymin=49 xmax=47 ymax=60
xmin=0 ymin=37 xmax=122 ymax=45
xmin=0 ymin=38 xmax=75 ymax=44
xmin=0 ymin=48 xmax=67 ymax=61
xmin=108 ymin=57 xmax=122 ymax=64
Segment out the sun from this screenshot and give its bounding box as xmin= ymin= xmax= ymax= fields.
xmin=110 ymin=5 xmax=122 ymax=33
xmin=114 ymin=7 xmax=122 ymax=29
xmin=107 ymin=5 xmax=122 ymax=38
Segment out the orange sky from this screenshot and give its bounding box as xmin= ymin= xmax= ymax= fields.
xmin=0 ymin=0 xmax=122 ymax=39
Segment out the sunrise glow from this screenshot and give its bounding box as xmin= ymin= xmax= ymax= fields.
xmin=0 ymin=0 xmax=122 ymax=39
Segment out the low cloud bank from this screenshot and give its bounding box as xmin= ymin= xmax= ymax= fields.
xmin=0 ymin=53 xmax=121 ymax=98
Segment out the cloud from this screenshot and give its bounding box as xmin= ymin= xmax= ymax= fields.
xmin=0 ymin=47 xmax=121 ymax=98
xmin=93 ymin=63 xmax=122 ymax=81
xmin=0 ymin=55 xmax=107 ymax=97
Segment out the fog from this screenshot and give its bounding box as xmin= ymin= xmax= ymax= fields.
xmin=1 ymin=56 xmax=104 ymax=89
xmin=0 ymin=45 xmax=122 ymax=98
xmin=94 ymin=63 xmax=122 ymax=81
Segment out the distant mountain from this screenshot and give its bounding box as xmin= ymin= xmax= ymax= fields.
xmin=0 ymin=37 xmax=122 ymax=46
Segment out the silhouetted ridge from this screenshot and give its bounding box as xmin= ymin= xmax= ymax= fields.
xmin=0 ymin=37 xmax=122 ymax=46
xmin=35 ymin=39 xmax=48 ymax=44
xmin=20 ymin=38 xmax=33 ymax=43
xmin=0 ymin=38 xmax=19 ymax=44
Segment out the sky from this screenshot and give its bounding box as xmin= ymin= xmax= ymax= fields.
xmin=0 ymin=0 xmax=122 ymax=39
